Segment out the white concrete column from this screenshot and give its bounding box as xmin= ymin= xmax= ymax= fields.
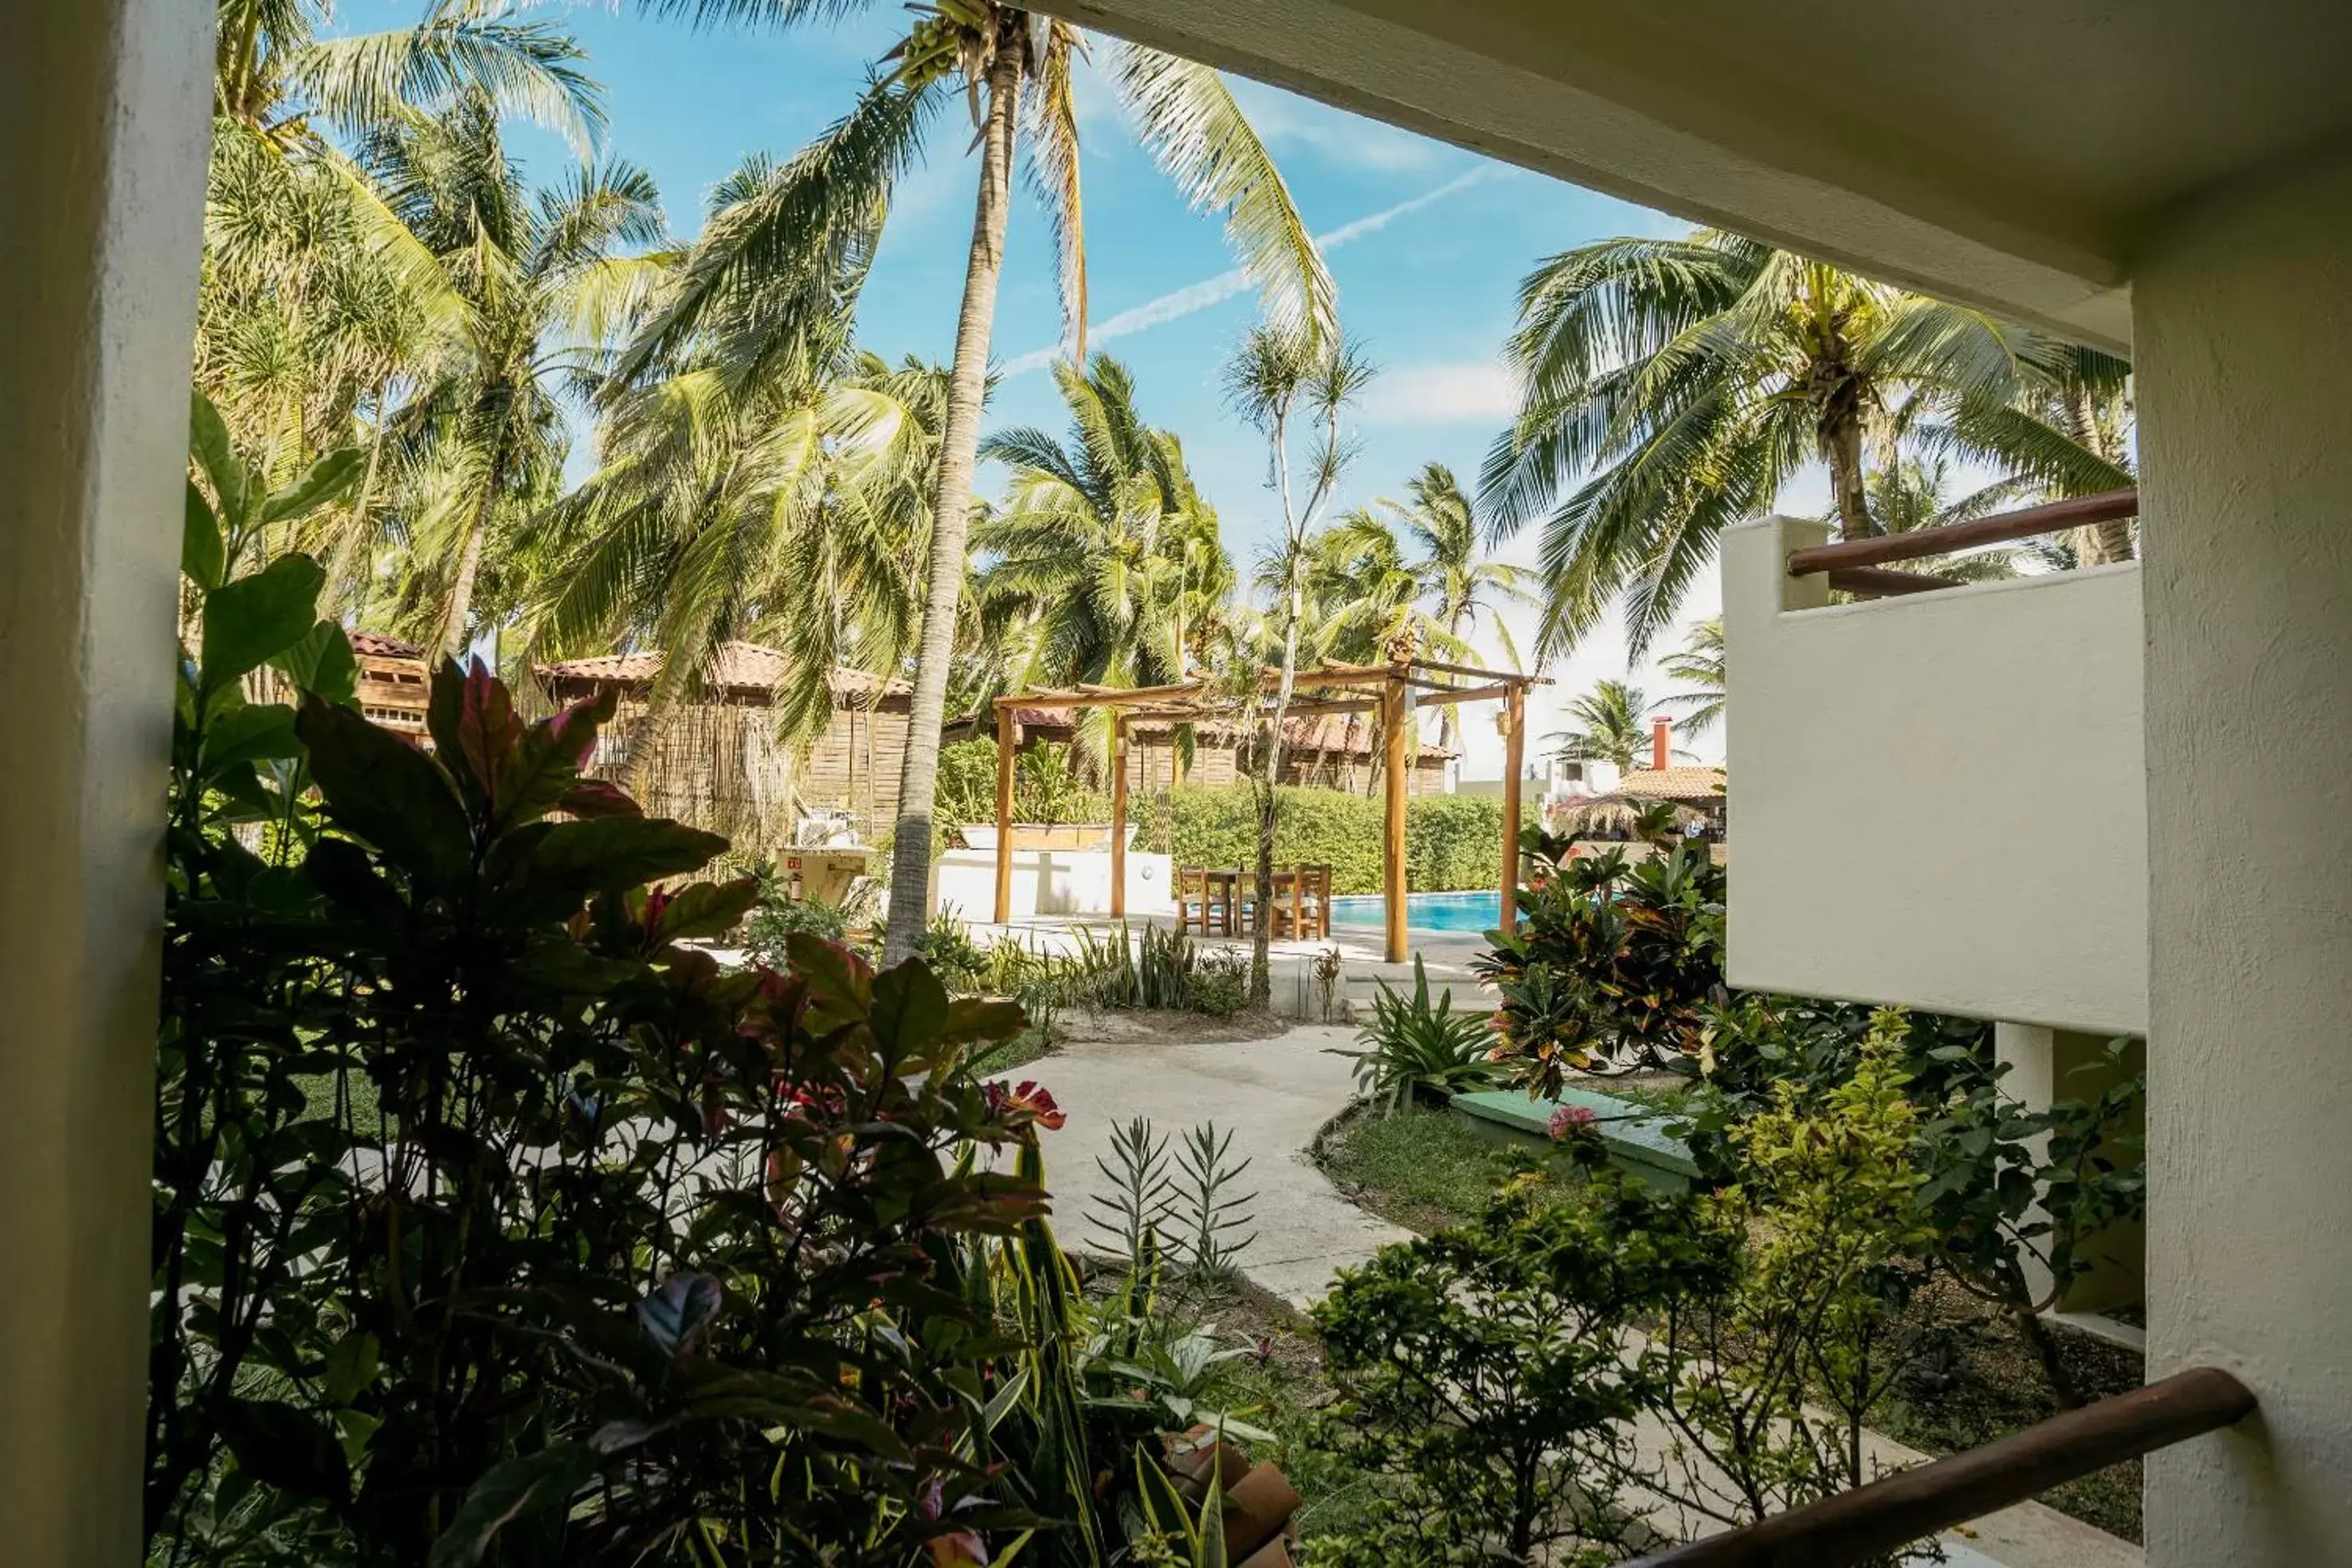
xmin=2134 ymin=142 xmax=2352 ymax=1568
xmin=0 ymin=3 xmax=213 ymax=1562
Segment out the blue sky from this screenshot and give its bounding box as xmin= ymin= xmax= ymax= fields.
xmin=366 ymin=2 xmax=1760 ymax=771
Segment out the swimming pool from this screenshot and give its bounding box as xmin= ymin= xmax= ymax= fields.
xmin=1329 ymin=890 xmax=1507 ymax=934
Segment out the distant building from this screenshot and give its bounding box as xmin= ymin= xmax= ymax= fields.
xmin=536 ymin=642 xmax=911 ymax=853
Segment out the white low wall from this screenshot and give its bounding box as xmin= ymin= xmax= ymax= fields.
xmin=931 ymin=848 xmax=1174 ymax=923
xmin=1723 ymin=516 xmax=2146 ymax=1035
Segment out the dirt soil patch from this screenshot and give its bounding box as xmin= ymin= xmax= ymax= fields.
xmin=1058 ymin=1007 xmax=1292 ymax=1045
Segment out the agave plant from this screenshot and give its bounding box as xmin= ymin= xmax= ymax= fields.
xmin=1333 ymin=955 xmax=1501 ymax=1113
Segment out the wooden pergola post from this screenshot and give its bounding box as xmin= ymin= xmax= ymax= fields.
xmin=1382 ymin=673 xmax=1409 ymax=964
xmin=1110 ymin=712 xmax=1127 ymax=919
xmin=1499 ymin=684 xmax=1526 ymax=934
xmin=993 ymin=704 xmax=1016 ymax=925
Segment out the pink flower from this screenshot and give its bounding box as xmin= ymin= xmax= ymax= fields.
xmin=1548 ymin=1104 xmax=1598 ymax=1142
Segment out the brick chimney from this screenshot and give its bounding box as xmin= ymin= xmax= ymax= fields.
xmin=1651 ymin=715 xmax=1672 ymax=772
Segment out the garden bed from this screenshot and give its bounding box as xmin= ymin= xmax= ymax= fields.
xmin=1313 ymin=1101 xmax=2150 ymax=1543
xmin=1059 ymin=1007 xmax=1292 ymax=1047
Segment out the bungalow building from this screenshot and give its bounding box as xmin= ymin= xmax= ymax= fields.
xmin=535 ymin=641 xmax=911 ymax=852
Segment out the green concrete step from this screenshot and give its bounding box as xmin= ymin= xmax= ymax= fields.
xmin=1451 ymin=1085 xmax=1702 ymax=1192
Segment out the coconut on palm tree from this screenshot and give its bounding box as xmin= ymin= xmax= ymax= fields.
xmin=629 ymin=0 xmax=1337 ymax=958
xmin=1481 ymin=231 xmax=2133 ymax=655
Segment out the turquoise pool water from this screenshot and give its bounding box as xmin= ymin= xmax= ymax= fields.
xmin=1329 ymin=890 xmax=1507 ymax=934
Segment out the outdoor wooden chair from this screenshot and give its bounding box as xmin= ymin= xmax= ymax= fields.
xmin=1270 ymin=864 xmax=1332 ymax=940
xmin=1177 ymin=866 xmax=1241 ymax=935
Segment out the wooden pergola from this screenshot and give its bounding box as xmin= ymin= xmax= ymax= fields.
xmin=988 ymin=656 xmax=1546 ymax=962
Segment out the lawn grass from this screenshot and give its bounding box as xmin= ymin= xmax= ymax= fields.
xmin=966 ymin=1026 xmax=1056 ymax=1079
xmin=1311 ymin=1101 xmax=1542 ymax=1233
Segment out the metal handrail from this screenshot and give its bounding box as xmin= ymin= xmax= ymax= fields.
xmin=1623 ymin=1366 xmax=2254 ymax=1567
xmin=1787 ymin=487 xmax=2139 ymax=578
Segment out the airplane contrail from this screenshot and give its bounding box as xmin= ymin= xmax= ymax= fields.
xmin=999 ymin=164 xmax=1507 ymax=377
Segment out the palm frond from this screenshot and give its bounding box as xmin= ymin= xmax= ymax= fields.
xmin=1109 ymin=43 xmax=1339 ymax=351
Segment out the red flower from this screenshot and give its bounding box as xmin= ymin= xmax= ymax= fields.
xmin=984 ymin=1080 xmax=1066 ymax=1133
xmin=1548 ymin=1103 xmax=1598 ymax=1141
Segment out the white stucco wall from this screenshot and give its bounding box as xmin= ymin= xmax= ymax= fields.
xmin=2135 ymin=140 xmax=2352 ymax=1568
xmin=0 ymin=2 xmax=214 ymax=1561
xmin=1723 ymin=518 xmax=2146 ymax=1035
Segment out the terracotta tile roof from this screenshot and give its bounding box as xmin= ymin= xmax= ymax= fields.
xmin=350 ymin=630 xmax=424 ymax=659
xmin=980 ymin=705 xmax=1454 ymax=762
xmin=1611 ymin=765 xmax=1726 ymax=802
xmin=536 ymin=641 xmax=910 ymax=698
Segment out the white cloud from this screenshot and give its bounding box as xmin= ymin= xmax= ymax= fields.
xmin=1361 ymin=360 xmax=1521 ymax=425
xmin=998 ymin=165 xmax=1508 ymax=376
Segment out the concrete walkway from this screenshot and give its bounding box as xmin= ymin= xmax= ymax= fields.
xmin=1013 ymin=1021 xmax=1413 ymax=1307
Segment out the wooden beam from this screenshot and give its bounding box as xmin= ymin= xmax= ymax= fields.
xmin=1405 ymin=656 xmax=1546 ymax=684
xmin=1382 ymin=681 xmax=1409 ymax=964
xmin=1624 ymin=1367 xmax=2253 ymax=1568
xmin=1825 ymin=565 xmax=1963 ymax=597
xmin=993 ymin=706 xmax=1016 ymax=925
xmin=1787 ymin=487 xmax=2138 ymax=576
xmin=1109 ymin=713 xmax=1127 ymax=920
xmin=1499 ymin=685 xmax=1526 ymax=936
xmin=1399 ymin=680 xmax=1519 ymax=708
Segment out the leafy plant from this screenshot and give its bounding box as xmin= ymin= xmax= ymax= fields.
xmin=1186 ymin=949 xmax=1250 ymax=1017
xmin=1477 ymin=812 xmax=1727 ymax=1093
xmin=1173 ymin=1123 xmax=1258 ymax=1284
xmin=1911 ymin=1039 xmax=2146 ymax=1406
xmin=1649 ymin=1013 xmax=1939 ymax=1554
xmin=1311 ymin=1164 xmax=1725 ymax=1565
xmin=1090 ymin=1117 xmax=1179 ymax=1273
xmin=739 ymin=874 xmax=853 ymax=965
xmin=1332 ymin=955 xmax=1499 ymax=1112
xmin=1310 ymin=945 xmax=1346 ymax=1023
xmin=918 ymin=912 xmax=992 ymax=994
xmin=154 ymin=433 xmax=1054 ymax=1567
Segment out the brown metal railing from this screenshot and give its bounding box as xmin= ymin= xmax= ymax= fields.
xmin=1623 ymin=1366 xmax=2254 ymax=1567
xmin=1787 ymin=487 xmax=2139 ymax=587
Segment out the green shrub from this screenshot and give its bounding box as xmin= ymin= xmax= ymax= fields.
xmin=1186 ymin=950 xmax=1251 ymax=1017
xmin=1476 ymin=812 xmax=1727 ymax=1094
xmin=155 ymin=485 xmax=1046 ymax=1567
xmin=739 ymin=881 xmax=851 ymax=966
xmin=1331 ymin=955 xmax=1501 ymax=1112
xmin=1311 ymin=1164 xmax=1724 ymax=1565
xmin=1128 ymin=783 xmax=1533 ymax=894
xmin=935 ymin=737 xmax=1111 ymax=843
xmin=915 ymin=912 xmax=990 ymax=994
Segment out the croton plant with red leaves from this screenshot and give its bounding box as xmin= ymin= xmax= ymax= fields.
xmin=154 ymin=643 xmax=1062 ymax=1568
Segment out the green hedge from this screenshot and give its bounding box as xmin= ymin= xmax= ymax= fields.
xmin=1129 ymin=783 xmax=1532 ymax=895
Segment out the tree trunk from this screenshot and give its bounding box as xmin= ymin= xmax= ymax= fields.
xmin=441 ymin=484 xmax=493 ymax=661
xmin=1825 ymin=414 xmax=1873 ymax=541
xmin=1251 ymin=578 xmax=1303 ymax=1005
xmin=882 ymin=38 xmax=1021 ymax=963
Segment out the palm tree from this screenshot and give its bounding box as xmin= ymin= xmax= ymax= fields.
xmin=214 ymin=0 xmax=604 ymax=154
xmin=359 ymin=96 xmax=668 ymax=656
xmin=973 ymin=355 xmax=1223 ymax=725
xmin=1660 ymin=619 xmax=1724 ymax=739
xmin=1370 ymin=462 xmax=1538 ymax=751
xmin=1481 ymin=231 xmax=2133 ymax=655
xmin=1224 ymin=323 xmax=1376 ymax=1001
xmin=532 ymin=343 xmax=946 ymax=751
xmin=1549 ymin=679 xmax=1654 ymax=773
xmin=629 ymin=0 xmax=1337 ymax=959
